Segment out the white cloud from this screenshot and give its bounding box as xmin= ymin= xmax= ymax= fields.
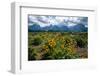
xmin=28 ymin=15 xmax=88 ymax=27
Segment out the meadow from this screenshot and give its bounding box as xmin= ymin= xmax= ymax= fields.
xmin=28 ymin=32 xmax=88 ymax=60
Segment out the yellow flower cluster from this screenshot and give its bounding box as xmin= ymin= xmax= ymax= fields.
xmin=61 ymin=44 xmax=64 ymax=49
xmin=48 ymin=39 xmax=56 ymax=48
xmin=42 ymin=45 xmax=49 ymax=52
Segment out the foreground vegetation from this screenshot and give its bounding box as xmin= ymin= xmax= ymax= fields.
xmin=28 ymin=32 xmax=88 ymax=60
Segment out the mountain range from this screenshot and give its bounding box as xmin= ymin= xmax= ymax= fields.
xmin=28 ymin=23 xmax=88 ymax=32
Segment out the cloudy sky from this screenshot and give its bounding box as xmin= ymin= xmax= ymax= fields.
xmin=28 ymin=15 xmax=88 ymax=27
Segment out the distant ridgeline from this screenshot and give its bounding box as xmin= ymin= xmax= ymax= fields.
xmin=28 ymin=23 xmax=88 ymax=32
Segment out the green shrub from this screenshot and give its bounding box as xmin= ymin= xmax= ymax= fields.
xmin=32 ymin=37 xmax=42 ymax=46
xmin=28 ymin=47 xmax=36 ymax=60
xmin=75 ymin=36 xmax=87 ymax=48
